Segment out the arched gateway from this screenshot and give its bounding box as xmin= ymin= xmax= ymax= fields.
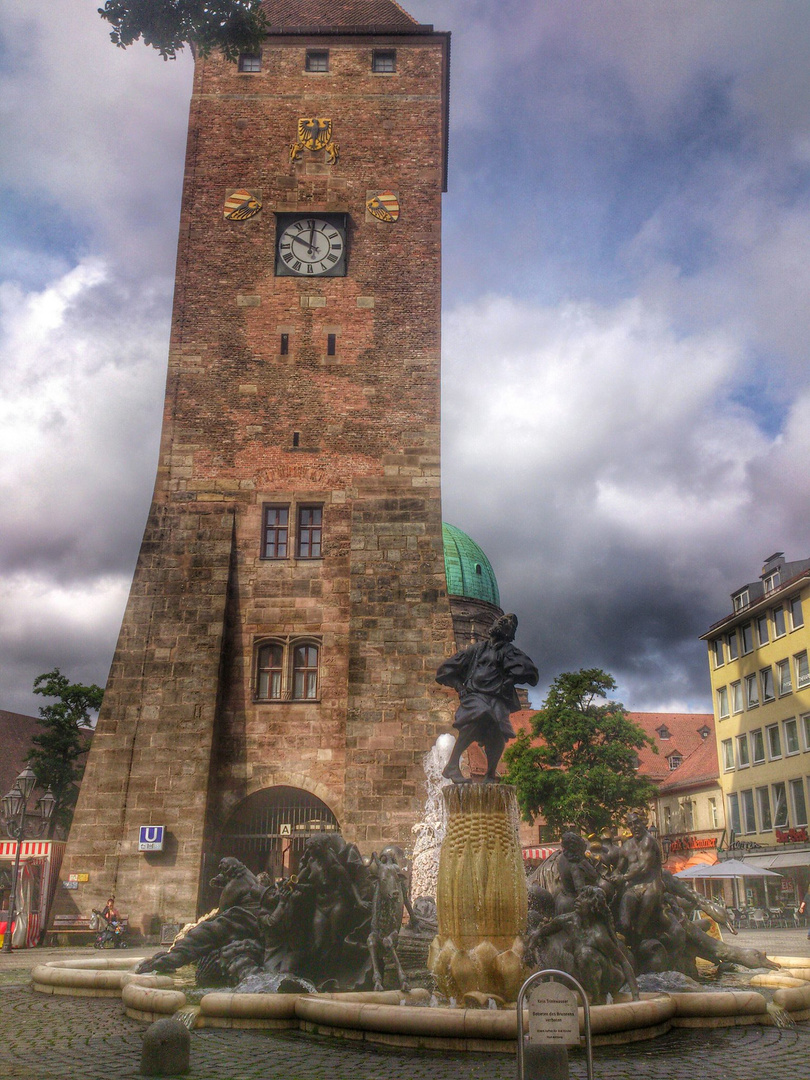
xmin=200 ymin=786 xmax=340 ymax=911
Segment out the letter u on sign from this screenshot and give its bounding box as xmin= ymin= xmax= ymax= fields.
xmin=138 ymin=825 xmax=165 ymax=851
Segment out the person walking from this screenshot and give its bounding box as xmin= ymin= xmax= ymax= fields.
xmin=798 ymin=887 xmax=810 ymax=938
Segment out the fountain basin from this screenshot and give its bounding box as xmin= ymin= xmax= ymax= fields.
xmin=29 ymin=955 xmax=810 ymax=1050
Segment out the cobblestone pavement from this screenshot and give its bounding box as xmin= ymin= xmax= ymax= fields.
xmin=0 ymin=930 xmax=808 ymax=1080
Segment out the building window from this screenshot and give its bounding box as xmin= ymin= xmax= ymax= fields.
xmin=778 ymin=658 xmax=792 ymax=696
xmin=683 ymin=799 xmax=694 ymax=831
xmin=802 ymin=713 xmax=810 ymax=751
xmin=746 ymin=673 xmax=759 ymax=709
xmin=262 ymin=505 xmax=289 ymax=558
xmin=727 ymin=793 xmax=741 ymax=835
xmin=712 ymin=639 xmax=725 ymax=667
xmin=656 ymin=724 xmax=672 ymax=740
xmin=761 ymin=667 xmax=775 ymax=702
xmin=255 ymin=638 xmax=320 ymax=701
xmin=731 ymin=681 xmax=743 ymax=714
xmin=795 ymin=651 xmax=810 ymax=689
xmin=238 ymin=52 xmax=262 ymax=72
xmin=256 ymin=642 xmax=284 ymax=699
xmin=764 ymin=570 xmax=781 ymax=594
xmin=784 ymin=717 xmax=800 ymax=755
xmin=734 ymin=590 xmax=750 ymax=612
xmin=668 ymin=753 xmax=682 ymax=771
xmin=326 ymin=333 xmax=336 ymax=356
xmin=737 ymin=734 xmax=750 ymax=768
xmin=756 ymin=613 xmax=769 ymax=646
xmin=280 ymin=333 xmax=289 ymax=356
xmin=292 ymin=642 xmax=319 ymax=699
xmin=740 ymin=622 xmax=753 ymax=654
xmin=767 ymin=723 xmax=782 ymax=760
xmin=791 ymin=778 xmax=809 ymax=826
xmin=663 ymin=805 xmax=672 ymax=832
xmin=708 ymin=796 xmax=719 ymax=828
xmin=790 ymin=595 xmax=804 ymax=630
xmin=741 ymin=789 xmax=756 ymax=833
xmin=751 ymin=728 xmax=766 ymax=763
xmin=773 ymin=605 xmax=786 ymax=637
xmin=722 ymin=738 xmax=734 ymax=771
xmin=305 ymin=50 xmax=329 ymax=72
xmin=772 ymin=781 xmax=789 ymax=828
xmin=757 ymin=787 xmax=772 ymax=831
xmin=717 ymin=686 xmax=729 ymax=719
xmin=726 ymin=630 xmax=739 ymax=660
xmin=372 ymin=49 xmax=396 ymax=72
xmin=296 ymin=505 xmax=323 ymax=558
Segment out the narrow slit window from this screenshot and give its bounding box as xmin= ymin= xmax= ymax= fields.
xmin=327 ymin=333 xmax=336 ymax=356
xmin=280 ymin=333 xmax=289 ymax=355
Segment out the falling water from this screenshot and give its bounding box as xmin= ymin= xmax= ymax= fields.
xmin=411 ymin=733 xmax=456 ymax=900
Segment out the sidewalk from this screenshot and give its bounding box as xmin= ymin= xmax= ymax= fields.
xmin=0 ymin=930 xmax=808 ymax=1080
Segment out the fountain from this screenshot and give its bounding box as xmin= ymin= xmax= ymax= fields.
xmin=30 ymin=611 xmax=810 ymax=1047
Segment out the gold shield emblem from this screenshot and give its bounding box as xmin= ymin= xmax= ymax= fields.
xmin=298 ymin=118 xmax=333 ymax=151
xmin=223 ymin=190 xmax=262 ymax=221
xmin=366 ymin=191 xmax=400 ymax=223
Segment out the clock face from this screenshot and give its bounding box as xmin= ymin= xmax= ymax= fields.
xmin=276 ymin=216 xmax=347 ymax=277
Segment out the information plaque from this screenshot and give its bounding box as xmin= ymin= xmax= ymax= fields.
xmin=527 ymin=981 xmax=580 ymax=1045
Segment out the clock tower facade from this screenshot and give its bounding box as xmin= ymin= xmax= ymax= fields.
xmin=54 ymin=1 xmax=455 ymax=932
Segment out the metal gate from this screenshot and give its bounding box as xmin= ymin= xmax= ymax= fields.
xmin=201 ymin=786 xmax=340 ymax=911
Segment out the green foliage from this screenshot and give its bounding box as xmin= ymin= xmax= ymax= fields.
xmin=98 ymin=0 xmax=269 ymax=62
xmin=27 ymin=669 xmax=104 ymax=837
xmin=503 ymin=668 xmax=658 ymax=837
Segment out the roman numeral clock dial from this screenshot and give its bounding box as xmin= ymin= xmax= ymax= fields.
xmin=275 ymin=214 xmax=347 ymax=277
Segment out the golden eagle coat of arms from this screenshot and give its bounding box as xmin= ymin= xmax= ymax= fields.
xmin=366 ymin=191 xmax=400 ymax=223
xmin=290 ymin=118 xmax=340 ymax=164
xmin=223 ymin=190 xmax=262 ymax=220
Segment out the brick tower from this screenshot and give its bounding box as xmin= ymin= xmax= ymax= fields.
xmin=53 ymin=0 xmax=455 ymax=934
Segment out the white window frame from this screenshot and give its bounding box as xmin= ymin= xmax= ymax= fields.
xmin=772 ymin=782 xmax=789 ymax=828
xmin=722 ymin=738 xmax=735 ymax=771
xmin=795 ymin=651 xmax=810 ymax=690
xmin=784 ymin=717 xmax=800 ymax=756
xmin=790 ymin=778 xmax=808 ymax=827
xmin=751 ymin=727 xmax=766 ymax=764
xmin=773 ymin=605 xmax=786 ymax=638
xmin=756 ymin=613 xmax=769 ymax=646
xmin=726 ymin=630 xmax=739 ymax=660
xmin=741 ymin=789 xmax=757 ymax=834
xmin=712 ymin=638 xmax=725 ymax=667
xmin=757 ymin=786 xmax=772 ymax=831
xmin=717 ymin=685 xmax=729 ymax=719
xmin=801 ymin=713 xmax=810 ymax=752
xmin=727 ymin=792 xmax=741 ymax=835
xmin=761 ymin=666 xmax=775 ymax=702
xmin=790 ymin=595 xmax=804 ymax=631
xmin=767 ymin=723 xmax=782 ymax=760
xmin=737 ymin=733 xmax=750 ymax=768
xmin=745 ymin=672 xmax=759 ymax=709
xmin=731 ymin=680 xmax=743 ymax=714
xmin=778 ymin=658 xmax=793 ymax=696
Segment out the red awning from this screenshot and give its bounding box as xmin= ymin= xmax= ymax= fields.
xmin=522 ymin=846 xmax=559 ymax=861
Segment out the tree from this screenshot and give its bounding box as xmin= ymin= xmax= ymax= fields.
xmin=27 ymin=669 xmax=104 ymax=838
xmin=98 ymin=0 xmax=268 ymax=62
xmin=503 ymin=669 xmax=658 ymax=837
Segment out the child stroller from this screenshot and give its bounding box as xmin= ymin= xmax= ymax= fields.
xmin=90 ymin=909 xmax=128 ymax=949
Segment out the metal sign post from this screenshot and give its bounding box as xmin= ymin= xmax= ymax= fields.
xmin=517 ymin=969 xmax=594 ymax=1080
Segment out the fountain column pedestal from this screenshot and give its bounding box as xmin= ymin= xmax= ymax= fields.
xmin=428 ymin=784 xmax=529 ymax=1002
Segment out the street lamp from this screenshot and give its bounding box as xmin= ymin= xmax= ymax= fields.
xmin=1 ymin=767 xmax=55 ymax=952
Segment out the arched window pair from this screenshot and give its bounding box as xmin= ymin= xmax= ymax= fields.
xmin=256 ymin=639 xmax=320 ymax=701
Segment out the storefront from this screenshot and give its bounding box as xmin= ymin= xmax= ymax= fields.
xmin=0 ymin=840 xmax=65 ymax=948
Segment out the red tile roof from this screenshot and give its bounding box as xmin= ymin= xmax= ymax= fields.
xmin=261 ymin=0 xmax=425 ymax=31
xmin=466 ymin=709 xmax=718 ymax=792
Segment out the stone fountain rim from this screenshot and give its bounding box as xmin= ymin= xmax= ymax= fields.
xmin=29 ymin=955 xmax=810 ymax=1050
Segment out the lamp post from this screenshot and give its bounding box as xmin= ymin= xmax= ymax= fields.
xmin=1 ymin=767 xmax=55 ymax=952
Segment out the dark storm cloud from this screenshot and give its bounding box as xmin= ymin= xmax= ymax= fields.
xmin=3 ymin=0 xmax=810 ymax=722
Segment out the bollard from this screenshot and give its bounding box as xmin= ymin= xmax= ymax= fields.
xmin=140 ymin=1017 xmax=190 ymax=1076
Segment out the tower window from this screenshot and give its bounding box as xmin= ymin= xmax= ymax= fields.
xmin=306 ymin=50 xmax=329 ymax=72
xmin=280 ymin=333 xmax=289 ymax=356
xmin=238 ymin=53 xmax=262 ymax=72
xmin=262 ymin=505 xmax=289 ymax=559
xmin=292 ymin=643 xmax=319 ymax=700
xmin=297 ymin=506 xmax=323 ymax=559
xmin=255 ymin=638 xmax=321 ymax=701
xmin=372 ymin=50 xmax=396 ymax=73
xmin=327 ymin=333 xmax=336 ymax=356
xmin=256 ymin=642 xmax=284 ymax=699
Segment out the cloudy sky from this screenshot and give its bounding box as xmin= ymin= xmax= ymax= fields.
xmin=2 ymin=0 xmax=810 ymax=718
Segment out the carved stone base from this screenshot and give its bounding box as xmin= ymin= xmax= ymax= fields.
xmin=428 ymin=784 xmax=529 ymax=1001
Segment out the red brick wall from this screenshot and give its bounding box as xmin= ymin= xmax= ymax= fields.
xmin=54 ymin=29 xmax=456 ymax=929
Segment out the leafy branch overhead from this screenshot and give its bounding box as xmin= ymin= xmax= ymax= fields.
xmin=98 ymin=0 xmax=269 ymax=61
xmin=27 ymin=669 xmax=104 ymax=837
xmin=503 ymin=668 xmax=658 ymax=837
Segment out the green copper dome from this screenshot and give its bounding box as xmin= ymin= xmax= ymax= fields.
xmin=442 ymin=523 xmax=501 ymax=607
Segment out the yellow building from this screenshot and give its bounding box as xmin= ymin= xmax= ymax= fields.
xmin=702 ymin=551 xmax=810 ymax=905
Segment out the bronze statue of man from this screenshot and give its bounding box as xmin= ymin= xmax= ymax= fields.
xmin=436 ymin=612 xmax=539 ymax=783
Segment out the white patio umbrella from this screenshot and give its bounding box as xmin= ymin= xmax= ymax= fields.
xmin=674 ymin=858 xmax=782 ymax=909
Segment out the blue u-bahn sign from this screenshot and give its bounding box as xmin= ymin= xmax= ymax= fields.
xmin=138 ymin=825 xmax=165 ymax=851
